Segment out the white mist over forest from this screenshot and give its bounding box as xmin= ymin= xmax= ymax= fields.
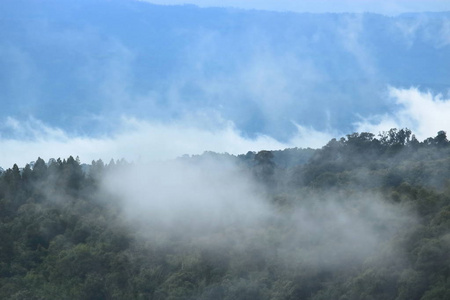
xmin=101 ymin=157 xmax=416 ymax=268
xmin=1 ymin=2 xmax=450 ymax=298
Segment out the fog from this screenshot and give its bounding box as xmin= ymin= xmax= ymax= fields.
xmin=1 ymin=2 xmax=449 ymax=298
xmin=100 ymin=156 xmax=416 ymax=269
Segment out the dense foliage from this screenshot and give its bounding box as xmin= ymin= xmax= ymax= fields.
xmin=1 ymin=129 xmax=450 ymax=299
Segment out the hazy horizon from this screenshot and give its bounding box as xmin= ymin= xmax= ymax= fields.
xmin=140 ymin=0 xmax=450 ymax=15
xmin=1 ymin=0 xmax=450 ymax=168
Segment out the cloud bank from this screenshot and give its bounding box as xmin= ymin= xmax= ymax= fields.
xmin=356 ymin=87 xmax=450 ymax=140
xmin=1 ymin=87 xmax=449 ymax=168
xmin=0 ymin=115 xmax=334 ymax=168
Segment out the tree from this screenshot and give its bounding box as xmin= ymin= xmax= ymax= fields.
xmin=435 ymin=131 xmax=448 ymax=147
xmin=4 ymin=164 xmax=22 ymax=197
xmin=32 ymin=157 xmax=47 ymax=181
xmin=21 ymin=164 xmax=33 ymax=196
xmin=254 ymin=150 xmax=275 ymax=184
xmin=63 ymin=156 xmax=84 ymax=193
xmin=379 ymin=128 xmax=412 ymax=146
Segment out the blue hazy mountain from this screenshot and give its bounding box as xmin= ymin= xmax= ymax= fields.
xmin=1 ymin=0 xmax=449 ymax=141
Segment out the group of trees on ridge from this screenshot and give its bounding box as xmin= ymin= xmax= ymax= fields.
xmin=0 ymin=128 xmax=450 ymax=299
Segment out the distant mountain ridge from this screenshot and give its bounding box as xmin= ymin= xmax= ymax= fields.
xmin=1 ymin=0 xmax=449 ymax=140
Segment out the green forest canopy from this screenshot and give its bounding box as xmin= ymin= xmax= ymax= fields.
xmin=1 ymin=128 xmax=450 ymax=299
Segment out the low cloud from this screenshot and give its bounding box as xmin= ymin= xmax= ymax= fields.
xmin=289 ymin=123 xmax=335 ymax=149
xmin=0 ymin=115 xmax=334 ymax=168
xmin=3 ymin=86 xmax=449 ymax=169
xmin=355 ymin=87 xmax=450 ymax=140
xmin=100 ymin=156 xmax=416 ymax=268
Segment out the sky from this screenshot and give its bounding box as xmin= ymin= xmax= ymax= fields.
xmin=0 ymin=0 xmax=450 ymax=168
xmin=142 ymin=0 xmax=450 ymax=14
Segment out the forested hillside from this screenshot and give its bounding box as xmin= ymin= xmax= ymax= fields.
xmin=1 ymin=128 xmax=450 ymax=299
